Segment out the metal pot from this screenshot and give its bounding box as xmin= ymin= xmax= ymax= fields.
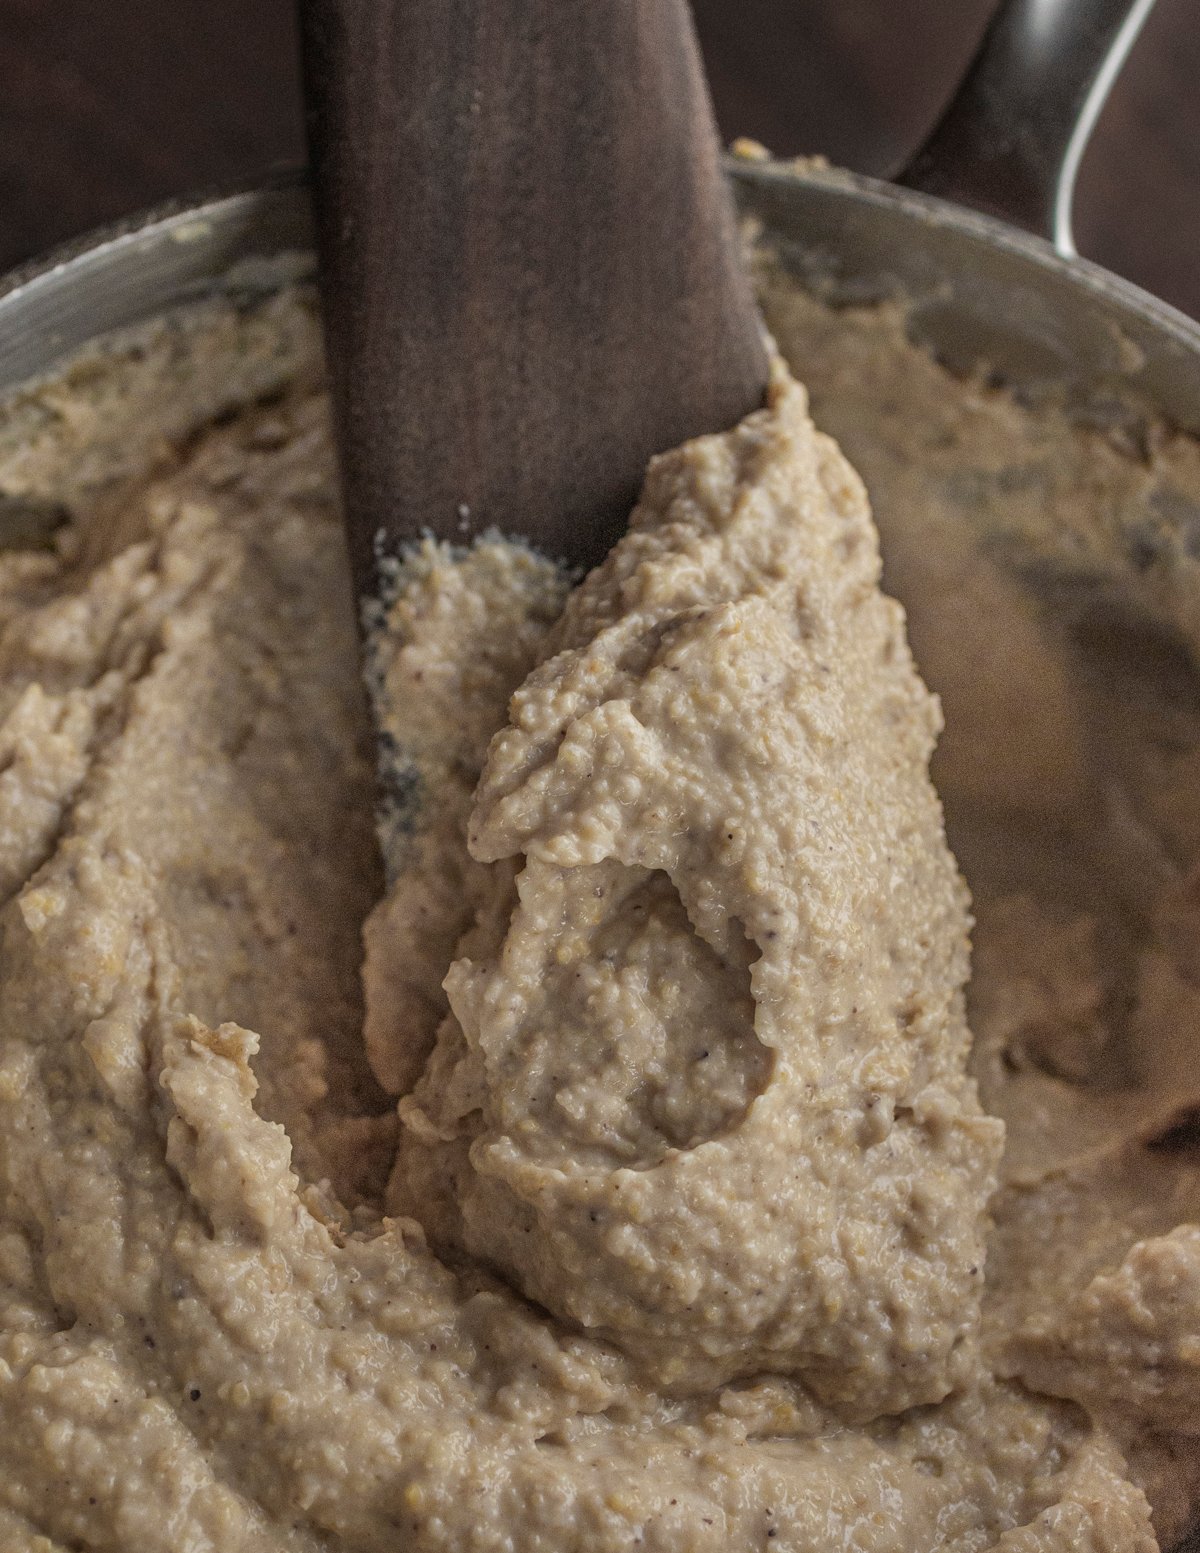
xmin=2 ymin=0 xmax=1198 ymax=427
xmin=0 ymin=0 xmax=1196 ymax=1546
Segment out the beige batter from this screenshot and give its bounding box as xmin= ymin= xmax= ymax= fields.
xmin=0 ymin=250 xmax=1195 ymax=1551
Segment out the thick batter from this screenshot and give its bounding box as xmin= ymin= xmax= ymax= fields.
xmin=0 ymin=257 xmax=1195 ymax=1550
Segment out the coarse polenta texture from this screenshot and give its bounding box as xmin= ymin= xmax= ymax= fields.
xmin=0 ymin=276 xmax=1195 ymax=1552
xmin=386 ymin=363 xmax=1003 ymax=1416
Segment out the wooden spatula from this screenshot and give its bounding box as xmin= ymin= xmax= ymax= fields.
xmin=299 ymin=0 xmax=769 ymax=594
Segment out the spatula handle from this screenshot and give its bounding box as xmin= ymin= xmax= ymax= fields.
xmin=299 ymin=0 xmax=768 ymax=592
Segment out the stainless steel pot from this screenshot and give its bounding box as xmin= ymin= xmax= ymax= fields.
xmin=2 ymin=0 xmax=1198 ymax=428
xmin=0 ymin=0 xmax=1196 ymax=1546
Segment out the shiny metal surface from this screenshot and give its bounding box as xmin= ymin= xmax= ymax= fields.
xmin=901 ymin=0 xmax=1158 ymax=253
xmin=0 ymin=181 xmax=316 ymax=396
xmin=733 ymin=157 xmax=1200 ymax=434
xmin=6 ymin=162 xmax=1199 ymax=438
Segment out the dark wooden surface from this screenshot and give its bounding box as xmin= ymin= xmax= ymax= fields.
xmin=300 ymin=0 xmax=767 ymax=581
xmin=1 ymin=0 xmax=1198 ymax=321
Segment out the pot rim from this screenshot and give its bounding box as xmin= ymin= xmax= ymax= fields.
xmin=3 ymin=160 xmax=1199 ymax=382
xmin=731 ymin=155 xmax=1200 ymax=358
xmin=0 ymin=172 xmax=309 ymax=313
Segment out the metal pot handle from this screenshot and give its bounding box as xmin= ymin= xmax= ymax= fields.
xmin=898 ymin=0 xmax=1156 ymax=255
